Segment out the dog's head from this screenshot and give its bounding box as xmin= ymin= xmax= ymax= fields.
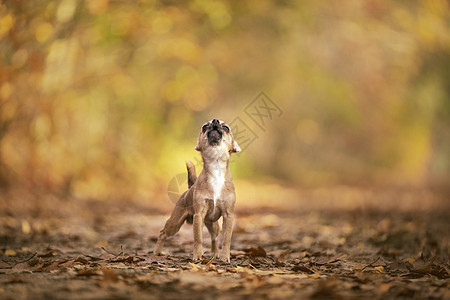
xmin=195 ymin=119 xmax=241 ymax=154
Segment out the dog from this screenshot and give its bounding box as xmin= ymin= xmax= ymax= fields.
xmin=154 ymin=119 xmax=241 ymax=263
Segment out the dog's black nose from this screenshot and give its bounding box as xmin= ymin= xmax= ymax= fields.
xmin=212 ymin=119 xmax=220 ymax=125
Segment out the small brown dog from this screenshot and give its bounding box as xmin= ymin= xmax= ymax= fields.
xmin=154 ymin=119 xmax=240 ymax=263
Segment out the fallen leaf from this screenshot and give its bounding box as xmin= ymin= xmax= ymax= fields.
xmin=412 ymin=256 xmax=436 ymax=274
xmin=276 ymin=252 xmax=287 ymax=265
xmin=74 ymin=257 xmax=90 ymax=264
xmin=12 ymin=262 xmax=30 ymax=271
xmin=38 ymin=251 xmax=58 ymax=258
xmin=442 ymin=265 xmax=450 ymax=278
xmin=59 ymin=259 xmax=75 ymax=269
xmin=355 ymin=271 xmax=374 ymax=283
xmin=234 ymin=266 xmax=251 ymax=274
xmin=292 ymin=265 xmax=314 ymax=274
xmin=4 ymin=276 xmax=26 ymax=284
xmin=101 ymin=266 xmax=119 ymax=283
xmin=266 ymin=276 xmax=284 ymax=285
xmin=110 ymin=256 xmax=134 ymax=263
xmin=21 ymin=220 xmax=31 ymax=234
xmin=27 ymin=256 xmax=41 ymax=267
xmin=188 ymin=262 xmax=201 ymax=272
xmin=406 ymin=257 xmax=415 ymax=264
xmin=43 ymin=261 xmax=61 ymax=272
xmin=379 ymin=283 xmax=392 ymax=293
xmin=206 ymin=263 xmax=217 ymax=272
xmin=95 ymin=240 xmax=108 ymax=248
xmin=428 ymin=265 xmax=449 ymax=279
xmin=387 ymin=260 xmax=414 ymax=273
xmin=77 ymin=268 xmax=101 ymax=277
xmin=0 ymin=261 xmax=12 ymax=268
xmin=401 ymin=272 xmax=426 ymax=279
xmin=244 ymin=246 xmax=266 ymax=258
xmin=4 ymin=249 xmax=16 ymax=256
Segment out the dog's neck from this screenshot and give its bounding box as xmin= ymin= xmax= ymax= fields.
xmin=202 ymin=158 xmax=229 ymax=175
xmin=201 ymin=150 xmax=230 ymax=177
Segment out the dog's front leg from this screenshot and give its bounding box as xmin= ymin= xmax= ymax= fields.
xmin=220 ymin=212 xmax=234 ymax=263
xmin=193 ymin=213 xmax=204 ymax=261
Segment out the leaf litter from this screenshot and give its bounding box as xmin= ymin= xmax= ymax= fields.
xmin=0 ymin=188 xmax=449 ymax=299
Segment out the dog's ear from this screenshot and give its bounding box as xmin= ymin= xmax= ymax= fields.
xmin=231 ymin=139 xmax=241 ymax=153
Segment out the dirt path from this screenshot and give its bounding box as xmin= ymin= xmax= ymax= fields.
xmin=1 ymin=188 xmax=449 ymax=299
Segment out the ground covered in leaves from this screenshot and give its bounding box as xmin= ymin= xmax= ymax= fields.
xmin=1 ymin=187 xmax=449 ymax=299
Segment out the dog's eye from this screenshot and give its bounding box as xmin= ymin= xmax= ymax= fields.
xmin=202 ymin=124 xmax=209 ymax=132
xmin=222 ymin=125 xmax=230 ymax=133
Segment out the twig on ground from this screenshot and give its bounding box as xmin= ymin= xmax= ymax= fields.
xmin=101 ymin=246 xmax=122 ymax=258
xmin=82 ymin=254 xmax=105 ymax=261
xmin=361 ymin=257 xmax=381 ymax=271
xmin=206 ymin=256 xmax=215 ymax=267
xmin=1 ymin=252 xmax=37 ymax=266
xmin=18 ymin=252 xmax=37 ymax=264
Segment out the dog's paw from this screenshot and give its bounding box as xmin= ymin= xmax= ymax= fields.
xmin=193 ymin=251 xmax=203 ymax=261
xmin=219 ymin=254 xmax=230 ymax=263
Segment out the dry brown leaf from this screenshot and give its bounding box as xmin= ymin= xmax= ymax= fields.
xmin=244 ymin=246 xmax=266 ymax=258
xmin=5 ymin=276 xmax=27 ymax=284
xmin=292 ymin=264 xmax=314 ymax=273
xmin=75 ymin=257 xmax=90 ymax=265
xmin=110 ymin=256 xmax=134 ymax=263
xmin=379 ymin=283 xmax=392 ymax=293
xmin=0 ymin=261 xmax=12 ymax=268
xmin=412 ymin=256 xmax=436 ymax=274
xmin=188 ymin=262 xmax=201 ymax=272
xmin=43 ymin=261 xmax=62 ymax=272
xmin=59 ymin=259 xmax=75 ymax=269
xmin=37 ymin=251 xmax=58 ymax=258
xmin=101 ymin=266 xmax=119 ymax=283
xmin=308 ymin=273 xmax=321 ymax=279
xmin=234 ymin=266 xmax=251 ymax=274
xmin=12 ymin=262 xmax=30 ymax=271
xmin=95 ymin=240 xmax=108 ymax=248
xmin=77 ymin=268 xmax=101 ymax=277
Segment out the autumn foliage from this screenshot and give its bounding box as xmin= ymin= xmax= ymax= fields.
xmin=1 ymin=1 xmax=449 ymax=299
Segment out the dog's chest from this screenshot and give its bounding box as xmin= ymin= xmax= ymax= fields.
xmin=209 ymin=167 xmax=225 ymax=205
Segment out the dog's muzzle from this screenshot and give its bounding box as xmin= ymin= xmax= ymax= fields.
xmin=207 ymin=119 xmax=222 ymax=146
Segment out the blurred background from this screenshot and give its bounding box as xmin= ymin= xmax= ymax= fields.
xmin=1 ymin=0 xmax=449 ymax=205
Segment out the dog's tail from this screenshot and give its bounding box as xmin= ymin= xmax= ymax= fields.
xmin=186 ymin=161 xmax=197 ymax=188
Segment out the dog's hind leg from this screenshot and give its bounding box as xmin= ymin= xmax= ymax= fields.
xmin=205 ymin=221 xmax=220 ymax=258
xmin=154 ymin=204 xmax=189 ymax=255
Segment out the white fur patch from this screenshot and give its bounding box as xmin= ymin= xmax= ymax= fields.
xmin=210 ymin=162 xmax=225 ymax=206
